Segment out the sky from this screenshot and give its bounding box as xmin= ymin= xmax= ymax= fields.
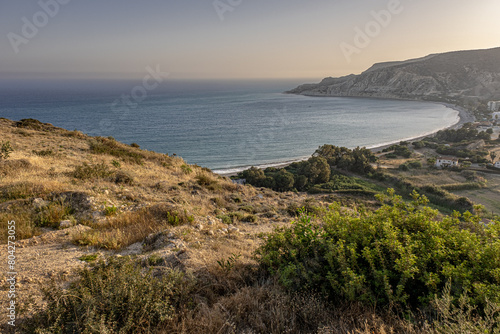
xmin=1 ymin=0 xmax=500 ymax=82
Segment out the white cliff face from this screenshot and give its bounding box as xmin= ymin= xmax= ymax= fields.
xmin=289 ymin=47 xmax=500 ymax=101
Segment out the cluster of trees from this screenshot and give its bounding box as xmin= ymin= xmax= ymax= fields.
xmin=433 ymin=126 xmax=490 ymax=143
xmin=239 ymin=145 xmax=377 ymax=192
xmin=382 ymin=143 xmax=412 ymax=158
xmin=313 ymin=145 xmax=377 ymax=174
xmin=435 ymin=145 xmax=489 ymax=163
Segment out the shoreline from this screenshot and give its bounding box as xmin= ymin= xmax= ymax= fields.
xmin=367 ymin=102 xmax=474 ymax=153
xmin=215 ymin=102 xmax=475 ymax=177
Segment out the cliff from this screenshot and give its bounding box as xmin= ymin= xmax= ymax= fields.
xmin=288 ymin=47 xmax=500 ymax=101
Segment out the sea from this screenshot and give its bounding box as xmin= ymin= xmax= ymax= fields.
xmin=0 ymin=79 xmax=459 ymax=174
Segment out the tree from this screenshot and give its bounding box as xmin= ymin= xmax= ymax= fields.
xmin=274 ymin=170 xmax=295 ymax=192
xmin=241 ymin=167 xmax=265 ymax=186
xmin=294 ymin=175 xmax=308 ymax=191
xmin=299 ymin=156 xmax=330 ymax=184
xmin=490 ymin=151 xmax=497 ymax=163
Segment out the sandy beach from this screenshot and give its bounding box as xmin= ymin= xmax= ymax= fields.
xmin=368 ymin=103 xmax=475 ymax=153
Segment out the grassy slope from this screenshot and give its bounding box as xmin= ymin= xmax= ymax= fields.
xmin=2 ymin=118 xmax=498 ymax=333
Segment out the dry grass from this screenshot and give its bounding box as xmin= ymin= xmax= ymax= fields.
xmin=72 ymin=209 xmax=162 ymax=249
xmin=155 ymin=261 xmax=433 ymax=334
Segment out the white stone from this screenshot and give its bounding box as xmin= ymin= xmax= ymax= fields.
xmin=59 ymin=220 xmax=72 ymax=228
xmin=33 ymin=198 xmax=49 ymax=209
xmin=228 ymin=226 xmax=240 ymax=233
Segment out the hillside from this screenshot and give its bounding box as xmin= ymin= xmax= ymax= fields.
xmin=288 ymin=47 xmax=500 ymax=101
xmin=1 ymin=118 xmax=499 ymax=333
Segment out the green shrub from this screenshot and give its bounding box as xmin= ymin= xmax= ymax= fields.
xmin=147 ymin=254 xmax=164 ymax=266
xmin=242 ymin=214 xmax=258 ymax=223
xmin=239 ymin=205 xmax=255 ymax=213
xmin=0 ymin=141 xmax=13 ymax=159
xmin=217 ymin=253 xmax=241 ymax=273
xmin=217 ymin=214 xmax=232 ymax=225
xmin=149 ymin=204 xmax=194 ymax=226
xmin=104 ymin=205 xmax=118 ymax=216
xmin=32 ymin=149 xmax=54 ymax=157
xmin=257 ymin=190 xmax=500 ymax=309
xmin=89 ymin=137 xmax=144 ymax=164
xmin=78 ymin=254 xmax=99 ymax=262
xmin=24 ymin=257 xmax=195 ymax=333
xmin=0 ymin=182 xmax=47 ymax=202
xmin=399 ymin=163 xmax=410 ymax=171
xmin=180 ymin=164 xmax=193 ymax=174
xmin=73 ymin=162 xmax=113 ymax=180
xmin=228 ymin=211 xmax=245 ymax=222
xmin=35 ymin=200 xmax=74 ymax=228
xmin=114 ymin=171 xmax=135 ymax=185
xmin=195 ymin=172 xmax=218 ymax=187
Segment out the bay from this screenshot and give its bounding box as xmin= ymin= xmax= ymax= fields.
xmin=0 ymin=79 xmax=459 ymax=174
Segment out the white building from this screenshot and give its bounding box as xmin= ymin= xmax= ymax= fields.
xmin=492 ymin=112 xmax=500 ymax=121
xmin=494 ymin=161 xmax=500 ymax=169
xmin=488 ymin=101 xmax=500 ymax=112
xmin=435 ymin=157 xmax=459 ymax=168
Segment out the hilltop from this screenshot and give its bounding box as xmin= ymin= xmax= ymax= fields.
xmin=288 ymin=47 xmax=500 ymax=102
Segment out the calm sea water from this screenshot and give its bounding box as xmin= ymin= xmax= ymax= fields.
xmin=0 ymin=79 xmax=459 ymax=174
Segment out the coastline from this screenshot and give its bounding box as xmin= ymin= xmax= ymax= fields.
xmin=367 ymin=102 xmax=474 ymax=153
xmin=215 ymin=102 xmax=474 ymax=177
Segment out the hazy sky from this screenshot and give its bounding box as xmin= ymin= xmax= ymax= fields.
xmin=1 ymin=0 xmax=499 ymax=81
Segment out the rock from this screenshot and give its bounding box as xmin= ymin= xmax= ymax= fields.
xmin=59 ymin=220 xmax=72 ymax=229
xmin=104 ymin=190 xmax=110 ymax=195
xmin=221 ymin=228 xmax=228 ymax=234
xmin=92 ymin=211 xmax=103 ymax=219
xmin=207 ymin=220 xmax=214 ymax=226
xmin=33 ymin=198 xmax=49 ymax=209
xmin=228 ymin=226 xmax=240 ymax=233
xmin=207 ymin=230 xmax=214 ymax=236
xmin=195 ymin=224 xmax=203 ymax=230
xmin=121 ymin=242 xmax=143 ymax=255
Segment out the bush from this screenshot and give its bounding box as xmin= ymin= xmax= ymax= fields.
xmin=35 ymin=200 xmax=74 ymax=228
xmin=32 ymin=149 xmax=54 ymax=157
xmin=0 ymin=141 xmax=13 ymax=159
xmin=114 ymin=171 xmax=135 ymax=185
xmin=89 ymin=137 xmax=144 ymax=164
xmin=257 ymin=190 xmax=500 ymax=309
xmin=217 ymin=214 xmax=232 ymax=225
xmin=180 ymin=164 xmax=192 ymax=174
xmin=73 ymin=162 xmax=113 ymax=180
xmin=24 ymin=257 xmax=195 ymax=333
xmin=195 ymin=172 xmax=218 ymax=188
xmin=104 ymin=205 xmax=118 ymax=216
